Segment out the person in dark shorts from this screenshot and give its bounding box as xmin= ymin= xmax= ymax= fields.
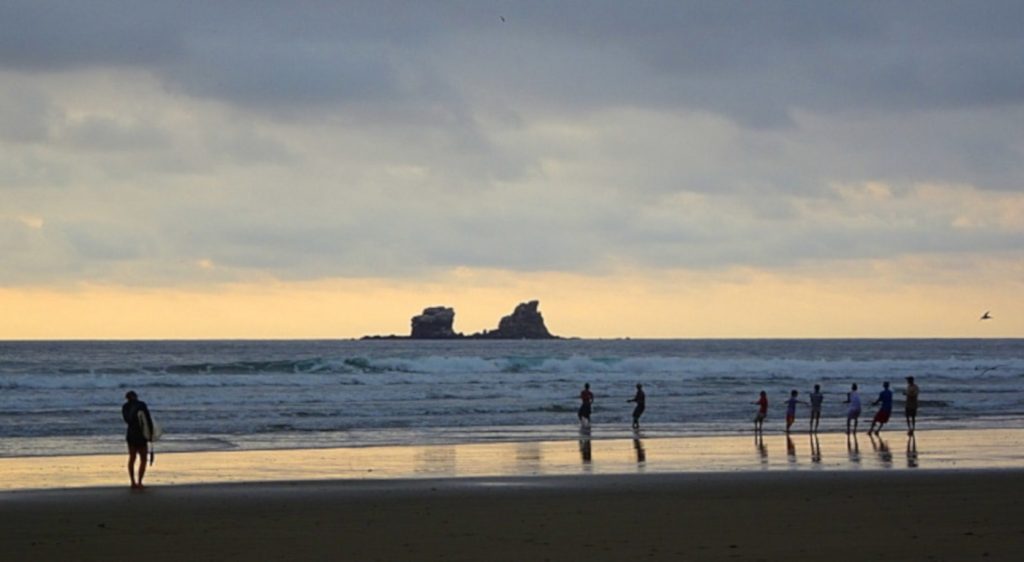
xmin=904 ymin=376 xmax=919 ymax=435
xmin=578 ymin=383 xmax=594 ymax=428
xmin=627 ymin=383 xmax=646 ymax=429
xmin=868 ymin=381 xmax=893 ymax=436
xmin=122 ymin=390 xmax=154 ymax=489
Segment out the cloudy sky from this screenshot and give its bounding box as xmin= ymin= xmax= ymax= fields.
xmin=2 ymin=1 xmax=1022 ymax=338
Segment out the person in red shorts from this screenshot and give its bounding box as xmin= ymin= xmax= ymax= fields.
xmin=868 ymin=381 xmax=893 ymax=436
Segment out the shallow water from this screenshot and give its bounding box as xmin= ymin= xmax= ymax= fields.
xmin=1 ymin=339 xmax=1022 ymax=457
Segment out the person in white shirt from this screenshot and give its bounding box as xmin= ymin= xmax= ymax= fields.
xmin=808 ymin=384 xmax=824 ymax=433
xmin=843 ymin=383 xmax=861 ymax=435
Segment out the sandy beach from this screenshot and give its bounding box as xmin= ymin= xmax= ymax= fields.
xmin=2 ymin=470 xmax=1022 ymax=561
xmin=2 ymin=429 xmax=1023 ymax=560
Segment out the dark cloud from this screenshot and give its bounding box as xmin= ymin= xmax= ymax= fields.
xmin=0 ymin=0 xmax=183 ymax=70
xmin=5 ymin=1 xmax=1023 ymax=119
xmin=2 ymin=1 xmax=1023 ymax=286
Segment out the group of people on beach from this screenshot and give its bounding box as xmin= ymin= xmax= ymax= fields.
xmin=574 ymin=376 xmax=920 ymax=438
xmin=576 ymin=382 xmax=646 ymax=430
xmin=124 ymin=377 xmax=919 ymax=488
xmin=753 ymin=376 xmax=920 ymax=436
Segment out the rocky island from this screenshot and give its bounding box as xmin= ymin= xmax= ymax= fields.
xmin=365 ymin=300 xmax=558 ymax=340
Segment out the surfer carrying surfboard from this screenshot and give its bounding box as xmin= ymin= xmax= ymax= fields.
xmin=122 ymin=390 xmax=155 ymax=489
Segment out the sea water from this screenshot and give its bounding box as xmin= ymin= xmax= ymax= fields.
xmin=1 ymin=339 xmax=1021 ymax=457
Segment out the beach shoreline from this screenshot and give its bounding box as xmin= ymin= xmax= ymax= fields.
xmin=5 ymin=428 xmax=1023 ymax=560
xmin=3 ymin=427 xmax=1023 ymax=492
xmin=4 ymin=469 xmax=1022 ymax=561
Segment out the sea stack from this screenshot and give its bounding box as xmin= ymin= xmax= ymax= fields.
xmin=480 ymin=300 xmax=555 ymax=339
xmin=375 ymin=300 xmax=558 ymax=340
xmin=410 ymin=306 xmax=458 ymax=339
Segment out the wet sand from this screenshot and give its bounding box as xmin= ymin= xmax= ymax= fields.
xmin=3 ymin=470 xmax=1023 ymax=561
xmin=3 ymin=428 xmax=1024 ymax=491
xmin=2 ymin=429 xmax=1024 ymax=560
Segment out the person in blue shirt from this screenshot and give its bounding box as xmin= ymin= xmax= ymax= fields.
xmin=784 ymin=389 xmax=808 ymax=434
xmin=868 ymin=381 xmax=894 ymax=436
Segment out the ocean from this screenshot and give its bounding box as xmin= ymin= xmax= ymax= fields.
xmin=1 ymin=339 xmax=1021 ymax=457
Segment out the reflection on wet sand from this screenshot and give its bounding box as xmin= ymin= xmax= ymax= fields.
xmin=810 ymin=434 xmax=822 ymax=465
xmin=869 ymin=434 xmax=892 ymax=468
xmin=907 ymin=435 xmax=918 ymax=468
xmin=786 ymin=435 xmax=797 ymax=466
xmin=579 ymin=438 xmax=592 ymax=467
xmin=633 ymin=437 xmax=646 ymax=465
xmin=3 ymin=428 xmax=1024 ymax=491
xmin=847 ymin=434 xmax=861 ymax=465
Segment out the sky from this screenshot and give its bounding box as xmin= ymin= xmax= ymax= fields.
xmin=1 ymin=1 xmax=1022 ymax=339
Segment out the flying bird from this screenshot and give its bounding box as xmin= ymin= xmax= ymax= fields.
xmin=980 ymin=311 xmax=992 ymax=320
xmin=500 ymin=15 xmax=506 ymax=23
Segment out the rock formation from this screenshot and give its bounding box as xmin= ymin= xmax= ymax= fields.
xmin=410 ymin=306 xmax=458 ymax=339
xmin=364 ymin=300 xmax=559 ymax=340
xmin=480 ymin=300 xmax=555 ymax=339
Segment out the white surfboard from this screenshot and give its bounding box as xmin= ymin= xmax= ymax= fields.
xmin=138 ymin=410 xmax=163 ymax=441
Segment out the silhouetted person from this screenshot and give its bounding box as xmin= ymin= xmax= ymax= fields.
xmin=122 ymin=390 xmax=153 ymax=489
xmin=627 ymin=383 xmax=646 ymax=429
xmin=904 ymin=376 xmax=919 ymax=435
xmin=753 ymin=390 xmax=768 ymax=432
xmin=578 ymin=383 xmax=594 ymax=428
xmin=784 ymin=389 xmax=808 ymax=434
xmin=809 ymin=384 xmax=824 ymax=433
xmin=844 ymin=383 xmax=861 ymax=435
xmin=868 ymin=381 xmax=893 ymax=435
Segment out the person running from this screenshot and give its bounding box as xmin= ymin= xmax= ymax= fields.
xmin=868 ymin=381 xmax=894 ymax=435
xmin=809 ymin=384 xmax=824 ymax=433
xmin=784 ymin=389 xmax=807 ymax=434
xmin=752 ymin=390 xmax=768 ymax=433
xmin=904 ymin=376 xmax=920 ymax=435
xmin=578 ymin=383 xmax=594 ymax=428
xmin=122 ymin=390 xmax=154 ymax=489
xmin=627 ymin=383 xmax=646 ymax=429
xmin=844 ymin=383 xmax=861 ymax=435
